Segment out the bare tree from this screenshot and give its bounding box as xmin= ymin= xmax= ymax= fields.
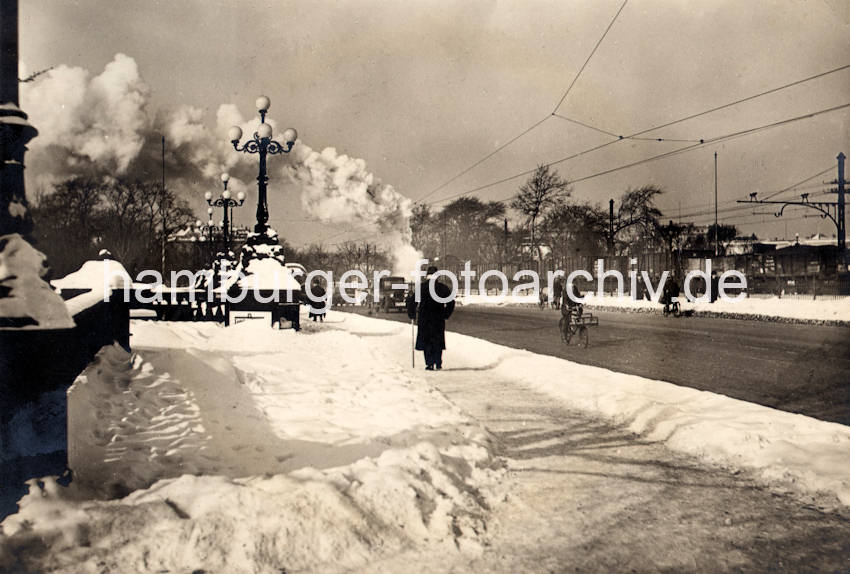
xmin=30 ymin=177 xmax=196 ymax=277
xmin=612 ymin=185 xmax=664 ymax=254
xmin=410 ymin=204 xmax=440 ymax=258
xmin=542 ymin=201 xmax=607 ymax=268
xmin=511 ymin=165 xmax=570 ymax=270
xmin=440 ymin=196 xmax=505 ymax=266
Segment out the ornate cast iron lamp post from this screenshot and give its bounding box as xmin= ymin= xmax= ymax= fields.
xmin=228 ymin=96 xmax=297 ymax=242
xmin=205 ymin=173 xmax=245 ymax=250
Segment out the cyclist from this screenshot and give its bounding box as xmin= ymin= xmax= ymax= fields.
xmin=661 ymin=273 xmax=680 ymax=316
xmin=561 ymin=287 xmax=583 ymax=322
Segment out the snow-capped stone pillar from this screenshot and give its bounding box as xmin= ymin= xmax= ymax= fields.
xmin=0 ymin=2 xmax=77 ymax=514
xmin=0 ymin=0 xmax=37 ymax=238
xmin=0 ymin=0 xmax=70 ymax=327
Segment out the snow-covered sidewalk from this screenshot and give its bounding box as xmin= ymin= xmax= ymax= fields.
xmin=0 ymin=318 xmax=504 ymax=573
xmin=458 ymin=292 xmax=850 ymax=324
xmin=3 ymin=311 xmax=850 ymax=572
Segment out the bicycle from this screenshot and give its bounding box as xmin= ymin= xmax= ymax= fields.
xmin=558 ymin=303 xmax=597 ymax=347
xmin=662 ymin=298 xmax=682 ymax=317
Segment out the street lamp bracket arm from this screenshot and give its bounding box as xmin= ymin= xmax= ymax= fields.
xmin=266 ymin=140 xmax=294 ymax=155
xmin=233 ymin=138 xmax=261 ymax=154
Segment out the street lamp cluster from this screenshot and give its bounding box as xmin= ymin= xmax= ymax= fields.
xmin=194 ymin=209 xmax=218 ymax=244
xmin=190 ymin=95 xmax=301 ymax=329
xmin=196 ymin=95 xmax=297 ymax=268
xmin=204 ymin=172 xmax=245 ymax=247
xmin=227 ymin=96 xmax=297 ymax=241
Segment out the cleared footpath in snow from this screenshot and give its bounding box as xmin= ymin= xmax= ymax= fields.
xmin=368 ymin=375 xmax=850 ymax=572
xmin=3 ymin=312 xmax=850 ymax=571
xmin=336 ymin=312 xmax=850 ymax=572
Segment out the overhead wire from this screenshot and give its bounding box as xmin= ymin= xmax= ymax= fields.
xmin=669 ymin=171 xmax=834 ymax=220
xmin=551 ymin=0 xmax=629 ymax=113
xmin=427 ymin=64 xmax=850 ymax=206
xmin=415 ymin=0 xmax=629 ymax=204
xmin=760 ymin=165 xmax=834 ymax=200
xmin=469 ymin=101 xmax=850 ymax=204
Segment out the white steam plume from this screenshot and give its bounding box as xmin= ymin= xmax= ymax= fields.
xmin=21 ymin=53 xmax=421 ymax=273
xmin=23 ymin=53 xmax=150 ymax=174
xmin=289 ymin=145 xmax=423 ymax=276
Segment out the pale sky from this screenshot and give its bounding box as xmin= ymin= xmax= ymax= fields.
xmin=20 ymin=0 xmax=850 ymax=246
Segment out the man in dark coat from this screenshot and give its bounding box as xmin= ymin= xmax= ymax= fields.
xmin=552 ymin=275 xmax=563 ymax=310
xmin=709 ymin=270 xmax=720 ymax=303
xmin=307 ymin=278 xmax=327 ymax=322
xmin=407 ymin=266 xmax=455 ymax=370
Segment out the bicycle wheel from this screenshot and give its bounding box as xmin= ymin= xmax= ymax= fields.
xmin=577 ymin=325 xmax=589 ymax=347
xmin=672 ymin=301 xmax=682 ymax=317
xmin=565 ymin=322 xmax=575 ymax=345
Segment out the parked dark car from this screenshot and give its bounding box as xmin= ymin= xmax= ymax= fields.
xmin=377 ymin=276 xmax=411 ymax=313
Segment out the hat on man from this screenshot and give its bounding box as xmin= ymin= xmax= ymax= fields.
xmin=426 ymin=265 xmax=438 ymax=275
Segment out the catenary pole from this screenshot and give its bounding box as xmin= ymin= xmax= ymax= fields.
xmin=161 ymin=136 xmax=167 ymax=275
xmin=837 ymin=152 xmax=845 ymax=249
xmin=714 ymin=151 xmax=719 ymax=257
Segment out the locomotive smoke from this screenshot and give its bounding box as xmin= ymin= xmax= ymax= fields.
xmin=22 ymin=53 xmax=422 ymax=275
xmin=288 ymin=145 xmax=423 ymax=276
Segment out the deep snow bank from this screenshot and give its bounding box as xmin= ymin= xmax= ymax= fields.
xmin=1 ymin=318 xmax=503 ymax=572
xmin=0 ymin=441 xmax=495 ymax=574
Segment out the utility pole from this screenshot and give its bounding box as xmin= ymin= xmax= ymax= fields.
xmin=714 ymin=151 xmax=719 ymax=257
xmin=608 ymin=198 xmax=615 ymax=254
xmin=161 ymin=136 xmax=167 ymax=276
xmin=737 ymin=152 xmax=846 ymax=249
xmin=441 ymin=210 xmax=446 ymax=261
xmin=502 ymin=217 xmax=508 ymax=273
xmin=837 ymin=152 xmax=845 ymax=249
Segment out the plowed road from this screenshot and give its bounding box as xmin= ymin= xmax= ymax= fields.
xmin=347 ymin=305 xmax=850 ymax=426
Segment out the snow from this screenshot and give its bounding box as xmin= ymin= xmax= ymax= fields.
xmin=487 ymin=343 xmax=850 ymax=505
xmin=51 ymin=258 xmax=131 ymax=292
xmin=458 ymin=293 xmax=539 ymax=306
xmin=237 ymin=257 xmax=302 ymax=291
xmin=1 ymin=316 xmax=502 ymax=572
xmin=0 ymin=234 xmax=74 ymax=329
xmin=459 ymin=292 xmax=850 ymax=323
xmin=63 ymin=290 xmax=108 ymax=316
xmin=314 ymin=314 xmax=850 ymax=508
xmin=130 ymin=320 xmax=472 ymax=445
xmin=1 ymin=444 xmax=494 ymax=573
xmin=67 ymin=348 xmax=208 ymax=495
xmin=112 ymin=315 xmax=850 ymax=510
xmin=4 ymin=309 xmax=850 ymax=570
xmin=581 ymin=293 xmax=850 ymax=323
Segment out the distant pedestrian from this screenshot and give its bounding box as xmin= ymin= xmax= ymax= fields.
xmin=408 ymin=266 xmax=455 ymax=370
xmin=552 ymin=276 xmax=563 ymax=310
xmin=307 ymin=278 xmax=328 ymax=322
xmin=709 ymin=271 xmax=720 ymax=303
